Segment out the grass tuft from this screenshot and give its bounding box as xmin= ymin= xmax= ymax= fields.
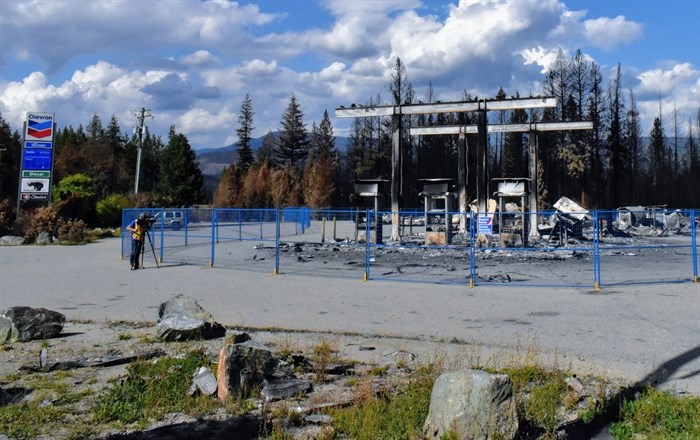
xmin=93 ymin=350 xmax=221 ymax=426
xmin=330 ymin=365 xmax=435 ymax=440
xmin=609 ymin=386 xmax=700 ymax=439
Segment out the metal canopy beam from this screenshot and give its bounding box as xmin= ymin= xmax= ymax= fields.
xmin=410 ymin=120 xmax=593 ymax=239
xmin=410 ymin=121 xmax=593 ymax=136
xmin=333 ymin=95 xmax=574 ymax=242
xmin=335 ymin=96 xmax=556 ymax=118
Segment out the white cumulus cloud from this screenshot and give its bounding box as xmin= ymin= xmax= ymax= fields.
xmin=583 ymin=16 xmax=643 ymax=51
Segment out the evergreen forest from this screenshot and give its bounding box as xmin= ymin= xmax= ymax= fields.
xmin=1 ymin=52 xmax=698 ymax=231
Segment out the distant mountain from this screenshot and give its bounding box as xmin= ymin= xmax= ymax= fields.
xmin=196 ymin=133 xmax=349 ymax=180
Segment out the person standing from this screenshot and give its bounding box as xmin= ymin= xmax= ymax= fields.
xmin=126 ymin=213 xmax=146 ymax=270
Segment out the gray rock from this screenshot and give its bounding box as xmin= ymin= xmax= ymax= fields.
xmin=225 ymin=329 xmax=251 ymax=344
xmin=157 ymin=315 xmax=224 ymax=341
xmin=0 ymin=307 xmax=65 ymax=342
xmin=565 ymin=376 xmax=585 ymax=402
xmin=221 ymin=340 xmax=278 ymax=398
xmin=0 ymin=236 xmax=25 ymax=246
xmin=424 ymin=369 xmax=518 ymax=440
xmin=190 ymin=366 xmax=218 ymax=396
xmin=158 ymin=294 xmax=214 ymax=321
xmin=0 ymin=316 xmax=13 ymax=344
xmin=304 ymin=414 xmax=332 ymax=425
xmin=261 ymin=378 xmax=312 ymax=401
xmin=35 ymin=231 xmax=53 ymax=245
xmin=156 ymin=295 xmax=225 ymax=341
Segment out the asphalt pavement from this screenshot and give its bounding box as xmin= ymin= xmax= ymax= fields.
xmin=1 ymin=237 xmax=698 ymax=394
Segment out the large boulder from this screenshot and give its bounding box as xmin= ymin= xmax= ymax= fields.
xmin=424 ymin=369 xmax=518 ymax=440
xmin=35 ymin=231 xmax=53 ymax=245
xmin=157 ymin=294 xmax=226 ymax=341
xmin=0 ymin=307 xmax=65 ymax=343
xmin=0 ymin=236 xmax=25 ymax=246
xmin=217 ymin=340 xmax=279 ymax=400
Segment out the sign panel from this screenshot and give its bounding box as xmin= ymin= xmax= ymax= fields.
xmin=21 ymin=193 xmax=49 ymax=201
xmin=22 ymin=170 xmax=51 ymax=178
xmin=477 ymin=216 xmax=493 ymax=235
xmin=24 ymin=141 xmax=53 ymax=149
xmin=24 ymin=112 xmax=55 ymax=141
xmin=22 ymin=148 xmax=53 ymax=170
xmin=21 ymin=178 xmax=50 ymax=193
xmin=17 ymin=111 xmax=56 ymax=209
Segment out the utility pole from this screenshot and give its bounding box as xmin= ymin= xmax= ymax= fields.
xmin=133 ymin=107 xmax=152 ymax=194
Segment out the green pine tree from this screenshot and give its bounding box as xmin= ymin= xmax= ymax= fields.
xmin=157 ymin=126 xmax=207 ymax=206
xmin=236 ymin=94 xmax=255 ymax=171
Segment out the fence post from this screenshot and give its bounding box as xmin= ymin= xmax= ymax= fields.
xmin=593 ymin=210 xmax=601 ymax=291
xmin=215 ymin=209 xmax=219 ymax=244
xmin=321 ymin=217 xmax=326 ymax=243
xmin=364 ymin=210 xmax=371 ymax=281
xmin=469 ymin=212 xmax=476 ymax=287
xmin=210 ymin=209 xmax=216 ymax=268
xmin=259 ymin=209 xmax=263 ymax=239
xmin=184 ymin=208 xmax=189 ymax=247
xmin=120 ymin=210 xmax=126 ymax=259
xmin=691 ymin=209 xmax=698 ymax=283
xmin=274 ymin=209 xmax=280 ymax=275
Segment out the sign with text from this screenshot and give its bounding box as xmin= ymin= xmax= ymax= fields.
xmin=21 ymin=193 xmax=49 ymax=201
xmin=18 ymin=111 xmax=56 ymax=209
xmin=22 ymin=148 xmax=53 ymax=170
xmin=477 ymin=216 xmax=493 ymax=235
xmin=22 ymin=170 xmax=51 ymax=178
xmin=24 ymin=112 xmax=55 ymax=141
xmin=24 ymin=141 xmax=53 ymax=149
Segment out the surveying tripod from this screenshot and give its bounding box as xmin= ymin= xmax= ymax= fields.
xmin=140 ymin=229 xmax=160 ymax=269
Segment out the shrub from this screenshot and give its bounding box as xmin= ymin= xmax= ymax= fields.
xmin=0 ymin=199 xmax=15 ymax=235
xmin=16 ymin=206 xmax=60 ymax=243
xmin=56 ymin=218 xmax=86 ymax=243
xmin=53 ymin=174 xmax=96 ymax=224
xmin=96 ymin=194 xmax=130 ymax=227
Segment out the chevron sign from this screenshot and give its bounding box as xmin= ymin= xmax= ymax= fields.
xmin=25 ymin=112 xmax=55 ymax=141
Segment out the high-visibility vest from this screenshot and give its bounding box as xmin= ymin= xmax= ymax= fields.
xmin=131 ymin=224 xmax=143 ymax=241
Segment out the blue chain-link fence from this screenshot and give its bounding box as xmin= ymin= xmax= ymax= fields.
xmin=121 ymin=207 xmax=699 ymax=288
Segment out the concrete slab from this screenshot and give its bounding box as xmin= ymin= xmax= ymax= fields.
xmin=1 ymin=237 xmax=698 ymax=394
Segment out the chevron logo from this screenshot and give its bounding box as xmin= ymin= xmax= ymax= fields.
xmin=25 ymin=113 xmax=55 ymax=140
xmin=28 ymin=120 xmax=52 ymax=139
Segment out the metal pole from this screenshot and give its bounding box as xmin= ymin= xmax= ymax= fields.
xmin=274 ymin=209 xmax=280 ymax=275
xmin=364 ymin=209 xmax=371 ymax=281
xmin=210 ymin=209 xmax=216 ymax=268
xmin=159 ymin=208 xmax=164 ymax=263
xmin=476 ymin=109 xmax=488 ymax=213
xmin=469 ymin=212 xmax=476 ymax=287
xmin=593 ymin=210 xmax=601 ymax=290
xmin=528 ymin=132 xmax=539 ymax=239
xmin=390 ymin=112 xmax=401 ymax=241
xmin=238 ymin=209 xmax=242 ymax=241
xmin=184 ymin=208 xmax=189 ymax=247
xmin=457 ymin=131 xmax=468 ymax=234
xmin=691 ymin=209 xmax=698 ymax=283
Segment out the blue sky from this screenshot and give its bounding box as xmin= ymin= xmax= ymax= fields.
xmin=1 ymin=0 xmax=698 ymax=149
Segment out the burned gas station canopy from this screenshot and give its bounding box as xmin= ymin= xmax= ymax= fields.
xmin=335 ymin=96 xmax=593 ymax=242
